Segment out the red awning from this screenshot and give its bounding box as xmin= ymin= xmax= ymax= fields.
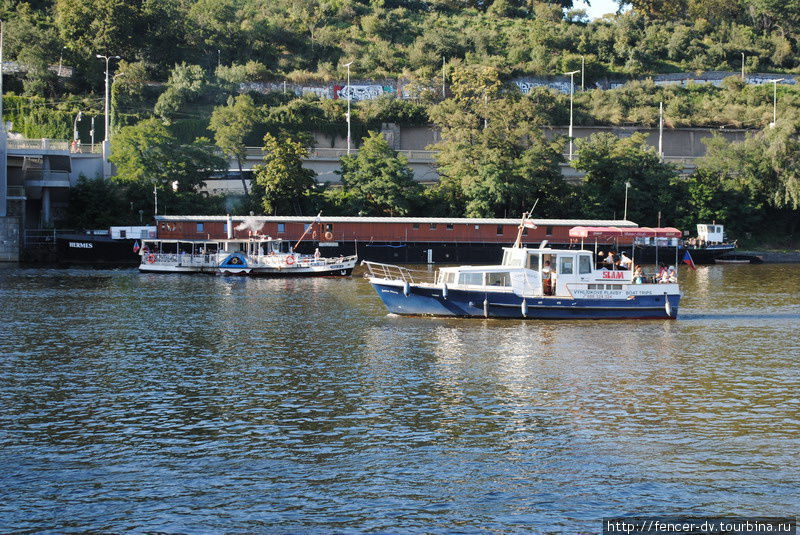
xmin=569 ymin=226 xmax=682 ymax=239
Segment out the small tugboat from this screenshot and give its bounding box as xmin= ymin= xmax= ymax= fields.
xmin=633 ymin=223 xmax=736 ymax=264
xmin=139 ymin=235 xmax=356 ymax=277
xmin=364 ymin=214 xmax=681 ymax=320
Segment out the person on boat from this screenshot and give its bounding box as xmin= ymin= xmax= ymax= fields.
xmin=542 ymin=260 xmax=554 ymax=295
xmin=597 ymin=251 xmax=606 ymax=268
xmin=604 ymin=251 xmax=616 ymax=268
xmin=633 ymin=265 xmax=644 ymax=284
xmin=619 ymin=252 xmax=632 ymax=269
xmin=667 ymin=266 xmax=677 ymax=283
xmin=314 ymin=248 xmax=321 ymax=260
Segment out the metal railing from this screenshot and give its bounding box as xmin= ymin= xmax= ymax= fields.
xmin=7 ymin=138 xmax=102 ymax=154
xmin=143 ymin=251 xmax=357 ymax=269
xmin=243 ymin=146 xmax=437 ymax=162
xmin=362 ymin=261 xmax=436 ymax=284
xmin=24 ymin=228 xmax=77 ymax=249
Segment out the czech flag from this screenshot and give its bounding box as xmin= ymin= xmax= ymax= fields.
xmin=523 ymin=219 xmax=537 ymax=229
xmin=682 ymin=250 xmax=696 ymax=270
xmin=133 ymin=241 xmax=140 ymax=253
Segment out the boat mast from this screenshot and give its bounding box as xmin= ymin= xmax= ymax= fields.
xmin=513 ymin=200 xmax=538 ymax=248
xmin=294 ymin=211 xmax=322 ymax=250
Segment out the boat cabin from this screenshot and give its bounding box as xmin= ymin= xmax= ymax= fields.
xmin=435 ymin=246 xmax=630 ymax=298
xmin=696 ymin=224 xmax=725 ymax=244
xmin=141 ymin=237 xmax=292 ymax=257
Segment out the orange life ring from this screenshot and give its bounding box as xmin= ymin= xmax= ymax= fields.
xmin=324 ymin=231 xmax=333 ymax=240
xmin=147 ymin=254 xmax=156 ymax=264
xmin=285 ymin=255 xmax=295 ymax=265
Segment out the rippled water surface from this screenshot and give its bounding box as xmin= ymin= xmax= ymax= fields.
xmin=1 ymin=263 xmax=798 ymax=533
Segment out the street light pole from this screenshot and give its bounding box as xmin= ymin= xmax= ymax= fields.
xmin=72 ymin=111 xmax=82 ymax=142
xmin=741 ymin=52 xmax=745 ymax=81
xmin=343 ymin=61 xmax=353 ymax=155
xmin=624 ymin=181 xmax=631 ymax=221
xmin=565 ymin=70 xmax=579 ymax=161
xmin=58 ymin=46 xmax=66 ymax=77
xmin=770 ymin=78 xmax=784 ymax=127
xmin=96 ymin=54 xmax=120 ymax=177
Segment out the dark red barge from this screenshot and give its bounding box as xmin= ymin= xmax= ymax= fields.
xmin=153 ymin=215 xmax=638 ymax=264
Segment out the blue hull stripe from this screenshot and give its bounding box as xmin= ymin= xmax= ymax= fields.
xmin=371 ymin=283 xmax=680 ymax=320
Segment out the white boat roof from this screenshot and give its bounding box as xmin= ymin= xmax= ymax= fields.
xmin=144 ymin=237 xmax=282 ymax=243
xmin=154 ymin=215 xmax=638 ymax=227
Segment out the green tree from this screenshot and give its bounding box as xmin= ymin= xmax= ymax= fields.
xmin=254 ymin=133 xmax=317 ymax=214
xmin=154 ymin=63 xmax=209 ymax=121
xmin=4 ymin=3 xmax=61 ymax=96
xmin=338 ymin=131 xmax=423 ymax=216
xmin=209 ymin=95 xmax=260 ymax=196
xmin=110 ymin=118 xmax=226 ymax=192
xmin=429 ymin=66 xmax=569 ymax=218
xmin=572 ymin=132 xmax=683 ymax=225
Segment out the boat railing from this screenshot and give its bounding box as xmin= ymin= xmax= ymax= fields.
xmin=362 ymin=261 xmax=436 ymax=284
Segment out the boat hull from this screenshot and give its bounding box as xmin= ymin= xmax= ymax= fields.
xmin=370 ymin=281 xmax=680 ymax=320
xmin=139 ymin=263 xmax=355 ymax=277
xmin=632 ymin=244 xmax=735 ymax=264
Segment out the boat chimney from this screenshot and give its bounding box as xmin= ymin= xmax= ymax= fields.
xmin=226 ymin=214 xmax=233 ymax=239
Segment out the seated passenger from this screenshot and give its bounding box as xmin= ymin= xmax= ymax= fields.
xmin=619 ymin=252 xmax=632 ymax=269
xmin=633 ymin=265 xmax=644 ymax=284
xmin=667 ymin=266 xmax=677 ymax=283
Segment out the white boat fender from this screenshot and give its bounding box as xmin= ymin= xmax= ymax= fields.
xmin=483 ymin=298 xmax=489 ymax=318
xmin=403 ymin=281 xmax=411 ymax=297
xmin=442 ymin=283 xmax=448 ymax=300
xmin=664 ymin=292 xmax=672 ymax=317
xmin=521 ymin=299 xmax=528 ymax=317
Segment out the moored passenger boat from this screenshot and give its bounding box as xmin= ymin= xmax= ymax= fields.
xmin=365 ymin=215 xmax=681 ymax=320
xmin=139 ymin=235 xmax=357 ymax=277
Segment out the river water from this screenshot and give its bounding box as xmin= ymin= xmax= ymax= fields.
xmin=1 ymin=263 xmax=798 ymax=533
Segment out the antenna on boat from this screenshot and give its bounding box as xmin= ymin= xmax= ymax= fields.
xmin=513 ymin=199 xmax=539 ymax=248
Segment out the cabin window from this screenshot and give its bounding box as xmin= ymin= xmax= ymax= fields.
xmin=579 ymin=255 xmax=592 ymax=274
xmin=196 ymin=223 xmax=204 ymax=233
xmin=412 ymin=223 xmax=420 ymax=230
xmin=429 ymin=223 xmax=437 ymax=230
xmin=546 ymin=225 xmax=553 ymax=236
xmin=458 ymin=272 xmax=483 ymax=286
xmin=119 ymin=230 xmax=127 ymax=238
xmin=446 ymin=223 xmax=453 ymax=230
xmin=439 ymin=271 xmax=456 ymax=284
xmin=474 ymin=225 xmax=480 ymax=230
xmin=325 ymin=223 xmax=333 ymax=231
xmin=526 ymin=254 xmax=539 ymax=269
xmin=277 ymin=223 xmax=285 ymax=233
xmin=496 ymin=225 xmax=504 ymax=235
xmin=559 ymin=256 xmax=574 ymax=275
xmin=486 ymin=272 xmax=511 ymax=287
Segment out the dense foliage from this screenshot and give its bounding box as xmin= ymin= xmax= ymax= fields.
xmin=3 ymin=0 xmax=798 ymax=240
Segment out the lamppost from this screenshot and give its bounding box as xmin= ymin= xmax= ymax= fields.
xmin=58 ymin=46 xmax=66 ymax=78
xmin=741 ymin=52 xmax=745 ymax=81
xmin=770 ymin=78 xmax=784 ymax=127
xmin=623 ymin=181 xmax=631 ymax=221
xmin=343 ymin=61 xmax=353 ymax=155
xmin=72 ymin=111 xmax=82 ymax=143
xmin=565 ymin=70 xmax=579 ymax=161
xmin=96 ymin=54 xmax=120 ymax=176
